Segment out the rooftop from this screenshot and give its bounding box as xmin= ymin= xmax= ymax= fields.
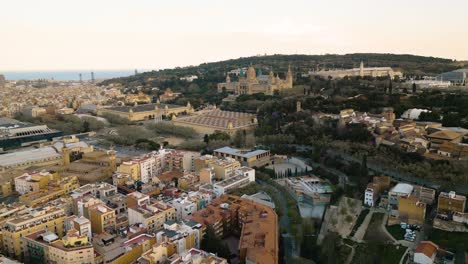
xmin=0 ymin=147 xmax=61 ymax=167
xmin=214 ymin=146 xmax=269 ymax=159
xmin=390 ymin=183 xmax=414 ymax=195
xmin=105 ymin=103 xmax=183 ymax=113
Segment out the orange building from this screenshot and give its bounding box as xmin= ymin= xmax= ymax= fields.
xmin=191 ymin=195 xmax=278 ymax=264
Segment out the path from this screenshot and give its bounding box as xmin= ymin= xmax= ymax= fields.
xmin=353 ymin=210 xmax=374 ymax=241
xmin=256 ymin=179 xmax=297 ymax=258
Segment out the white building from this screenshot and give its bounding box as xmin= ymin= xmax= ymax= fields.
xmin=364 ymin=186 xmax=376 ymax=207
xmin=169 ymin=197 xmax=198 ymax=221
xmin=401 ymin=108 xmax=431 ymax=120
xmin=414 ymin=241 xmax=439 ymax=264
xmin=65 ymin=216 xmax=92 ymax=240
xmin=213 ymin=167 xmax=255 ymax=197
xmin=388 ymin=183 xmax=414 ymax=209
xmin=14 ymin=171 xmax=53 ymax=195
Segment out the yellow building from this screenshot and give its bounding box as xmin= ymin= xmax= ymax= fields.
xmin=218 ymin=65 xmax=293 ymax=95
xmin=124 ymin=91 xmax=151 ymax=105
xmin=61 ymin=150 xmax=117 ymax=184
xmin=88 ymin=204 xmax=116 ymax=234
xmin=128 ymin=202 xmax=176 ymax=233
xmin=398 ymin=196 xmax=426 ymax=225
xmin=92 ymin=233 xmax=156 ymax=264
xmin=1 ymin=206 xmax=66 ymax=259
xmin=209 ymin=157 xmax=241 ymax=180
xmin=18 ymin=175 xmax=79 ymax=207
xmin=139 ymin=242 xmax=177 ymax=264
xmin=172 ymin=109 xmax=258 ymax=136
xmin=14 ymin=170 xmax=58 ymax=195
xmin=117 ymin=161 xmax=140 ymax=181
xmin=22 ymin=229 xmax=95 ymax=264
xmin=97 ymin=103 xmax=193 ymax=122
xmin=438 ymin=191 xmax=466 ymax=214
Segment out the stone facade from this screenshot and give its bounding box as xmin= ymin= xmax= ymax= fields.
xmin=218 ymin=65 xmax=293 ymax=95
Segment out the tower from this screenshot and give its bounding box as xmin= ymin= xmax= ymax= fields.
xmin=359 ymin=61 xmax=364 ymax=77
xmin=79 ymin=73 xmax=83 ymax=83
xmin=286 ymin=65 xmax=293 ymax=88
xmin=91 ymin=72 xmax=95 ymax=83
xmin=247 ymin=64 xmax=256 ymax=81
xmin=135 ymin=69 xmax=138 ymax=75
xmin=296 ymin=101 xmax=302 ymax=112
xmin=226 ymin=73 xmax=231 ymax=83
xmin=108 ymin=145 xmax=117 ymax=171
xmin=62 ymin=143 xmax=70 ymax=166
xmin=269 ymin=68 xmax=275 ymax=84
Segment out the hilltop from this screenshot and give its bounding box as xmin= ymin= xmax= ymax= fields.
xmin=100 ymin=53 xmax=463 ymax=87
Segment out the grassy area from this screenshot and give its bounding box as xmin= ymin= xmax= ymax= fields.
xmin=349 ymin=209 xmax=369 ymax=237
xmin=351 ymin=243 xmax=407 ymax=264
xmin=386 ymin=224 xmax=405 ymax=240
xmin=428 ymin=229 xmax=468 ymax=252
xmin=364 ymin=213 xmax=393 ymax=242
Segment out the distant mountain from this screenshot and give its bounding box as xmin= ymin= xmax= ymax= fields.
xmin=101 ymin=53 xmax=463 ymax=87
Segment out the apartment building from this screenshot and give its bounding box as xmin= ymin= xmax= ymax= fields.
xmin=128 ymin=202 xmax=176 ymax=233
xmin=364 ymin=176 xmax=390 ymax=207
xmin=168 ymin=197 xmax=198 ymax=221
xmin=191 ymin=195 xmax=278 ymax=264
xmin=64 ymin=215 xmax=92 ymax=240
xmin=438 ymin=191 xmax=466 ymax=214
xmin=1 ymin=206 xmax=66 ymax=259
xmin=14 ymin=170 xmax=57 ymax=195
xmin=213 ymin=167 xmax=255 ymax=197
xmin=156 ymin=220 xmax=204 ymax=254
xmin=22 ymin=229 xmax=94 ymax=264
xmin=88 ymin=204 xmax=116 ymax=234
xmin=398 ymin=196 xmax=427 ymax=225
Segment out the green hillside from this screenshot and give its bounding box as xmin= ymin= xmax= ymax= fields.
xmin=101 ymin=53 xmax=462 ymax=88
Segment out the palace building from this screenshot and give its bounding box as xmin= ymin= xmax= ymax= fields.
xmin=217 ymin=65 xmax=293 ymax=95
xmin=310 ymin=61 xmax=403 ymax=79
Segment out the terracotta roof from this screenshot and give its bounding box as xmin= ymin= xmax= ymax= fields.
xmin=427 ymin=130 xmax=462 ymax=140
xmin=415 ymin=241 xmax=438 ymax=259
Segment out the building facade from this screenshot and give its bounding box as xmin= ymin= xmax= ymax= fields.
xmin=217 ymin=65 xmax=293 ymax=95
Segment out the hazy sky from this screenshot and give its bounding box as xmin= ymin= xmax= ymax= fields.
xmin=1 ymin=0 xmax=467 ymax=71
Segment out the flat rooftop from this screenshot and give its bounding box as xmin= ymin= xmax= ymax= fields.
xmin=105 ymin=103 xmax=183 ymax=113
xmin=214 ymin=146 xmax=269 ymax=159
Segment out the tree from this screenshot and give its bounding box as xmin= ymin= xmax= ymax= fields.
xmin=412 ymin=83 xmax=417 ymax=94
xmin=203 ymin=134 xmax=209 ymax=144
xmin=389 ymin=78 xmax=393 ymax=94
xmin=360 ymin=154 xmax=369 ymax=188
xmin=200 ymin=226 xmax=231 ymax=259
xmin=83 ymin=120 xmax=90 ymax=132
xmin=232 ymin=130 xmax=245 ymax=148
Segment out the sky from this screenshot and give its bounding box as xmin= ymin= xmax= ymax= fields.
xmin=1 ymin=0 xmax=467 ymax=71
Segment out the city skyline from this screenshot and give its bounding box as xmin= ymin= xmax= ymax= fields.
xmin=1 ymin=0 xmax=468 ymax=71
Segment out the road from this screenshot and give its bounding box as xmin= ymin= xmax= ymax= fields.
xmin=256 ymin=179 xmax=298 ymax=259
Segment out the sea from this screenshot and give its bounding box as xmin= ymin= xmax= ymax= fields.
xmin=0 ymin=70 xmax=151 ymax=81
